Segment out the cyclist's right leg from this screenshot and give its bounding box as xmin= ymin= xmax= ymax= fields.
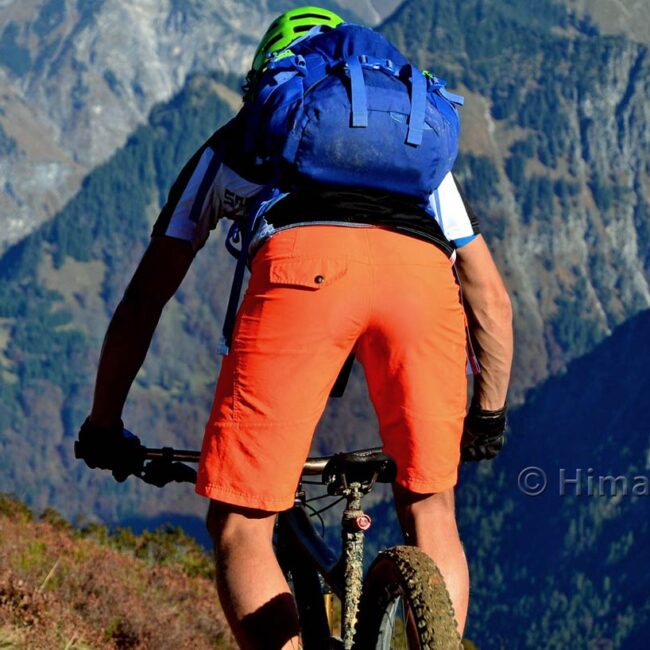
xmin=354 ymin=228 xmax=470 ymax=635
xmin=392 ymin=485 xmax=469 ymax=636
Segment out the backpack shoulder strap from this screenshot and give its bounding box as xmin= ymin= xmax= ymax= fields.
xmin=218 ymin=187 xmax=288 ymax=355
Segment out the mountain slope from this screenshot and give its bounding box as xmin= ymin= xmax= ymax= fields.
xmin=457 ymin=307 xmax=650 ymax=647
xmin=0 ymin=494 xmax=232 ymax=649
xmin=2 ymin=0 xmax=644 ymax=248
xmin=0 ymin=73 xmax=240 ymax=524
xmin=3 ymin=0 xmax=648 ymax=398
xmin=566 ymin=0 xmax=650 ymax=45
xmin=0 ymin=0 xmax=648 ymax=521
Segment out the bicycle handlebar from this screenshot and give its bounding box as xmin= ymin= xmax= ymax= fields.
xmin=144 ymin=447 xmax=201 ymax=463
xmin=135 ymin=445 xmax=384 ymax=486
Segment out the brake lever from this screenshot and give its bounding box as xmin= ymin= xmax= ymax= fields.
xmin=138 ymin=458 xmax=197 ymax=487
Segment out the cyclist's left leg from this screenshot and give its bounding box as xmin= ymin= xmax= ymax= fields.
xmin=206 ymin=500 xmax=301 ymax=650
xmin=355 ymin=228 xmax=469 ymax=636
xmin=197 ymin=227 xmax=372 ymax=648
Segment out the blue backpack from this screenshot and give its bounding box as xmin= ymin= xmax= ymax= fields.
xmin=219 ymin=25 xmax=464 ymax=355
xmin=245 ymin=23 xmax=464 ymax=202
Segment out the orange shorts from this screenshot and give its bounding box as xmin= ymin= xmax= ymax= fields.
xmin=196 ymin=225 xmax=468 ymax=511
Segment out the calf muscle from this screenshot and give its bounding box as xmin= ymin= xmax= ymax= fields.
xmin=207 ymin=501 xmax=301 ymax=650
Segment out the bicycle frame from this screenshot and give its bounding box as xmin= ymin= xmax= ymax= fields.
xmin=277 ymin=505 xmax=338 ymax=650
xmin=132 ymin=446 xmax=386 ymax=649
xmin=277 ymin=480 xmax=378 ymax=650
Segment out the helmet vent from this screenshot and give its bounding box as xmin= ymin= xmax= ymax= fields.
xmin=289 ymin=13 xmax=333 ymax=21
xmin=294 ymin=24 xmax=317 ymax=33
xmin=264 ymin=33 xmax=285 ymax=50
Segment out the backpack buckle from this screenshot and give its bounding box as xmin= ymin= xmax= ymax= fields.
xmin=225 ymin=222 xmax=243 ymax=259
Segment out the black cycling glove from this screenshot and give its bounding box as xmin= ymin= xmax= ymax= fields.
xmin=460 ymin=403 xmax=507 ymax=462
xmin=75 ymin=418 xmax=145 ymax=482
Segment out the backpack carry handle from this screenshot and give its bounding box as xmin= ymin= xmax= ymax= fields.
xmin=344 ymin=57 xmax=428 ymax=145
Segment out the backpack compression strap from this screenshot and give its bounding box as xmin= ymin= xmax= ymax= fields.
xmin=348 ymin=57 xmax=368 ymax=127
xmin=406 ymin=64 xmax=426 ymax=145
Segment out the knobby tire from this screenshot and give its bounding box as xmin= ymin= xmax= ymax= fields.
xmin=355 ymin=546 xmax=462 ymax=650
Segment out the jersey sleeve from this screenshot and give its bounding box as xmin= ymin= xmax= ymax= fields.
xmin=152 ymin=113 xmax=266 ymax=251
xmin=425 ymin=172 xmax=480 ymax=248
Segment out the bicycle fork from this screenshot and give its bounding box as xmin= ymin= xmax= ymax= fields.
xmin=340 ymin=483 xmax=372 ymax=650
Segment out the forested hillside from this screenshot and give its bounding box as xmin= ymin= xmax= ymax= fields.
xmin=460 ymin=307 xmax=650 ymax=647
xmin=366 ymin=308 xmax=650 ymax=647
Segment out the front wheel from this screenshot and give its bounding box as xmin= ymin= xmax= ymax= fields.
xmin=355 ymin=546 xmax=462 ymax=650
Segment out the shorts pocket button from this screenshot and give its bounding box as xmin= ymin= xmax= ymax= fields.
xmin=314 ymin=275 xmax=325 ymax=284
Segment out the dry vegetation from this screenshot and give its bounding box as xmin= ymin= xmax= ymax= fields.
xmin=0 ymin=494 xmax=233 ymax=649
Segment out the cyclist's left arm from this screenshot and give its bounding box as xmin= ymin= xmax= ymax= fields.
xmin=433 ymin=172 xmax=513 ymax=409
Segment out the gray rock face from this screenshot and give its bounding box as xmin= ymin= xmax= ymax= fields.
xmin=498 ymin=41 xmax=650 ymax=393
xmin=0 ymin=0 xmax=262 ymax=245
xmin=379 ymin=0 xmax=649 ymax=398
xmin=0 ymin=0 xmax=394 ymax=247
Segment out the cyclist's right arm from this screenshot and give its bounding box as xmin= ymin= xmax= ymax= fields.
xmin=428 ymin=173 xmax=512 ymax=409
xmin=454 ymin=235 xmax=513 ymax=411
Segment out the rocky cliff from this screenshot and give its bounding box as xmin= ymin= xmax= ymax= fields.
xmin=381 ymin=0 xmax=649 ymax=394
xmin=0 ymin=0 xmax=396 ymax=246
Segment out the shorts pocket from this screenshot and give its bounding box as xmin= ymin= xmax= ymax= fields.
xmin=268 ymin=257 xmax=348 ymax=289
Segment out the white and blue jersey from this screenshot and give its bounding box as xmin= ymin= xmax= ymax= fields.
xmin=152 ymin=111 xmax=480 ymax=256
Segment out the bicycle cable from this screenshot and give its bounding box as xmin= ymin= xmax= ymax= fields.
xmin=311 ymin=496 xmax=345 ymax=516
xmin=304 ymin=502 xmax=326 ymax=536
xmin=305 ymin=492 xmax=333 ymax=503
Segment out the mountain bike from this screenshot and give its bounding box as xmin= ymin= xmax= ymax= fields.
xmin=81 ymin=443 xmax=462 ymax=649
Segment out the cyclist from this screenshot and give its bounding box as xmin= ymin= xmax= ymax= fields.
xmin=77 ymin=6 xmax=513 ymax=648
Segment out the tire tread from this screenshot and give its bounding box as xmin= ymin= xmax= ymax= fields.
xmin=355 ymin=545 xmax=462 ymax=649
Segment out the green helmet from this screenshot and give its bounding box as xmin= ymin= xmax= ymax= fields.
xmin=251 ymin=6 xmax=344 ymax=73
